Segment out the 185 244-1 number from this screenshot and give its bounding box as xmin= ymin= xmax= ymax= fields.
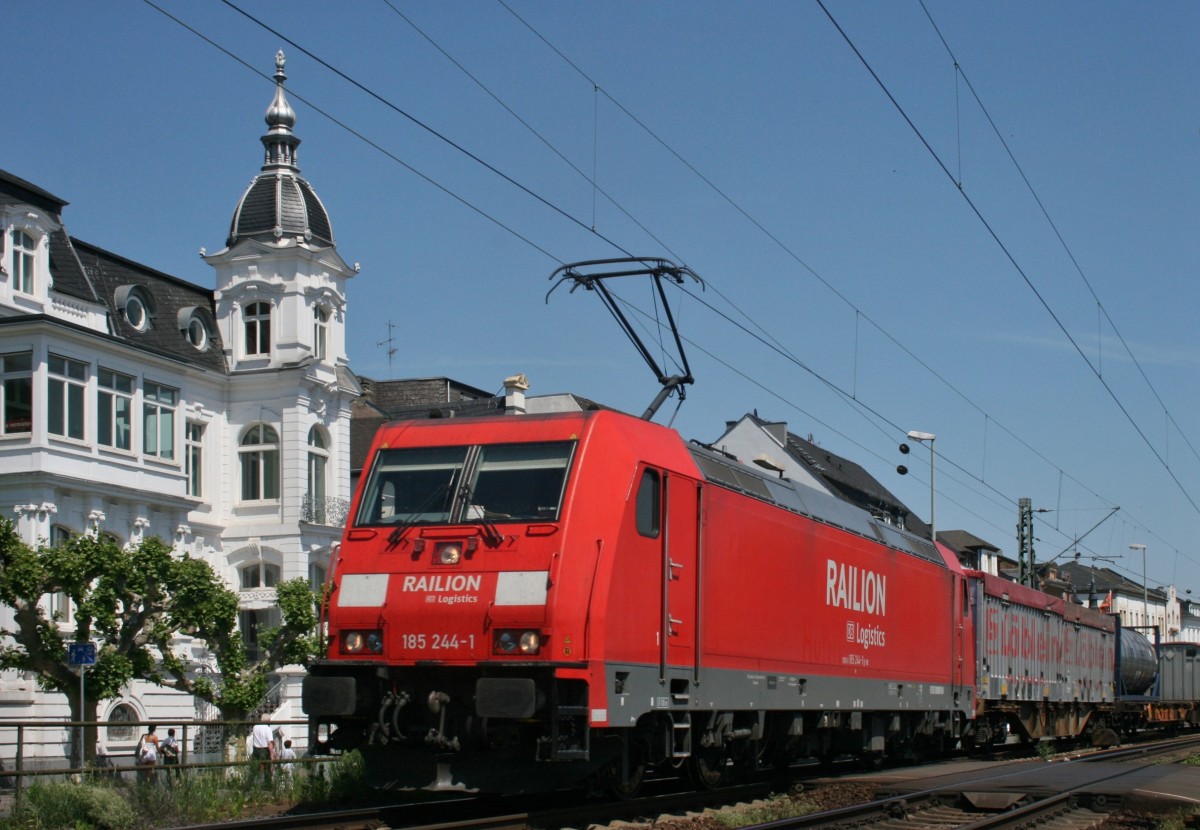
xmin=401 ymin=633 xmax=475 ymax=650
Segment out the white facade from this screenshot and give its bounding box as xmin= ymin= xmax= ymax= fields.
xmin=0 ymin=53 xmax=357 ymax=761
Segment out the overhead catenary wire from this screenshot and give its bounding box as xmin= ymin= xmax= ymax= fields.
xmin=143 ymin=0 xmax=1192 ymax=580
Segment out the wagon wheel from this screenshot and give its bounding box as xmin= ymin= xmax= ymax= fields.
xmin=687 ymin=746 xmax=727 ymax=789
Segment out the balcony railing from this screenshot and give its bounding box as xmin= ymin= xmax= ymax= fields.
xmin=300 ymin=494 xmax=350 ymax=527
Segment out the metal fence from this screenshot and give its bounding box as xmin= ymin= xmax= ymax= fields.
xmin=0 ymin=717 xmax=318 ymax=814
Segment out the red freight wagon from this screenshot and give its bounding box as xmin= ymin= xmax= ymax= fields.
xmin=304 ymin=408 xmax=974 ymax=794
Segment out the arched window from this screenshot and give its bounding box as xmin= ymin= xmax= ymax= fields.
xmin=12 ymin=230 xmax=36 ymax=294
xmin=239 ymin=423 xmax=279 ymax=501
xmin=106 ymin=702 xmax=139 ymax=743
xmin=313 ymin=307 xmax=329 ymax=361
xmin=239 ymin=562 xmax=281 ymax=589
xmin=244 ymin=302 xmax=271 ymax=356
xmin=307 ymin=426 xmax=328 ymax=521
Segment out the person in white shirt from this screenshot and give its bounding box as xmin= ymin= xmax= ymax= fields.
xmin=250 ymin=722 xmax=276 ymax=783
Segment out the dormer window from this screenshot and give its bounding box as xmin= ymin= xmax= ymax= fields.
xmin=11 ymin=230 xmax=36 ymax=295
xmin=178 ymin=307 xmax=216 ymax=352
xmin=125 ymin=294 xmax=148 ymax=330
xmin=244 ymin=302 xmax=271 ymax=356
xmin=115 ymin=286 xmax=155 ymax=332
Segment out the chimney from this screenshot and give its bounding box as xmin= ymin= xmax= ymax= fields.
xmin=504 ymin=373 xmax=529 ymax=415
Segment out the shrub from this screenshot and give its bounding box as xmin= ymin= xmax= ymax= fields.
xmin=14 ymin=782 xmax=136 ymax=830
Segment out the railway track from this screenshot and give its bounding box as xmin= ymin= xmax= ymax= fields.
xmin=778 ymin=734 xmax=1200 ymax=830
xmin=169 ymin=736 xmax=1200 ymax=830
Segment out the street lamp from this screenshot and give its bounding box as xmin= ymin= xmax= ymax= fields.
xmin=1129 ymin=543 xmax=1147 ymax=629
xmin=903 ymin=431 xmax=936 ymax=546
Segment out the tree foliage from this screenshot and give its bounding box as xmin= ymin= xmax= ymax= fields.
xmin=0 ymin=520 xmax=325 ymax=760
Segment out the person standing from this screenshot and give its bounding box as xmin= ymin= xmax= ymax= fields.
xmin=136 ymin=724 xmax=160 ymax=783
xmin=160 ymin=728 xmax=180 ymax=778
xmin=278 ymin=739 xmax=297 ymax=779
xmin=250 ymin=722 xmax=276 ymax=784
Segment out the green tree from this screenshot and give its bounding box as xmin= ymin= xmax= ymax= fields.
xmin=0 ymin=520 xmax=255 ymax=765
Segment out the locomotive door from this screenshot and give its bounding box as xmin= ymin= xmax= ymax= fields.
xmin=661 ymin=473 xmax=702 ymax=683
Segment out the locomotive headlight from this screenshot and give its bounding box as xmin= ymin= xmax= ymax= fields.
xmin=342 ymin=629 xmax=384 ymax=655
xmin=435 ymin=542 xmax=462 ymax=565
xmin=519 ymin=631 xmax=541 ymax=654
xmin=494 ymin=629 xmax=541 ymax=655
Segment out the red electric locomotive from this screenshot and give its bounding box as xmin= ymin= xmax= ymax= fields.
xmin=303 ymin=407 xmax=975 ymax=793
xmin=301 ymin=258 xmax=1172 ymax=794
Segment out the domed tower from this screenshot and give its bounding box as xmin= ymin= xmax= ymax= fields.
xmin=205 ymin=53 xmax=359 ymax=601
xmin=207 ymin=50 xmax=354 ymax=372
xmin=226 ymin=51 xmax=334 ymax=249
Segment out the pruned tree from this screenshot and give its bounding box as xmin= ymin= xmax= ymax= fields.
xmin=0 ymin=520 xmax=255 ymax=764
xmin=0 ymin=520 xmax=326 ymax=765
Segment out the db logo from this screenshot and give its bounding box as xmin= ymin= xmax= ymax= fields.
xmin=845 ymin=621 xmax=855 ymax=642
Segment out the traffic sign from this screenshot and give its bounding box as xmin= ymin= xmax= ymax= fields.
xmin=68 ymin=642 xmax=96 ymax=666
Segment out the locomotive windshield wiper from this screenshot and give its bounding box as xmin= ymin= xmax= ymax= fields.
xmin=386 ymin=479 xmax=454 ymax=550
xmin=456 ymin=482 xmax=504 ymax=548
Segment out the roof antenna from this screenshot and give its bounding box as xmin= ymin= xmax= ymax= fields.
xmin=377 ymin=320 xmax=398 ymax=377
xmin=548 ymin=257 xmax=703 ymax=421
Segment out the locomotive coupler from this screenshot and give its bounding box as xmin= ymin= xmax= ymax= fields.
xmin=425 ymin=691 xmax=461 ymax=751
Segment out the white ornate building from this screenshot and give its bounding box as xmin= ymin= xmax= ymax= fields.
xmin=0 ymin=52 xmax=358 ymax=759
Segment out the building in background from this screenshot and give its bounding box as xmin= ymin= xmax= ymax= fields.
xmin=0 ymin=52 xmax=357 ymax=760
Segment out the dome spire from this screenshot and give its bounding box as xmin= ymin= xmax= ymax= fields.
xmin=227 ymin=51 xmax=334 ymax=247
xmin=261 ymin=50 xmax=299 ymax=170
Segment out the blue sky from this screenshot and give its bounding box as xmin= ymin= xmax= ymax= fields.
xmin=8 ymin=2 xmax=1200 ymax=596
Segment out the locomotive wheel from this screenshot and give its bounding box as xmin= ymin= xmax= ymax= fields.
xmin=688 ymin=747 xmax=727 ymax=789
xmin=595 ymin=742 xmax=646 ymax=800
xmin=605 ymin=758 xmax=644 ymax=800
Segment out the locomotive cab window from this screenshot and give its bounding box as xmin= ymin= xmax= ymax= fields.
xmin=358 ymin=446 xmax=468 ymax=525
xmin=467 ymin=442 xmax=573 ymax=521
xmin=356 ymin=441 xmax=575 ymax=527
xmin=636 ymin=468 xmax=661 ymax=538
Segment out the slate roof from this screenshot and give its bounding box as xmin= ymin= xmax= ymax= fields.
xmin=939 ymin=529 xmax=1000 ymax=555
xmin=0 ymin=170 xmax=99 ymax=304
xmin=1056 ymin=560 xmax=1167 ymax=600
xmin=741 ymin=414 xmax=927 ymax=536
xmin=71 ymin=239 xmax=227 ymax=373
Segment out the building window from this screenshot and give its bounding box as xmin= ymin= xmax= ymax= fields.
xmin=307 ymin=426 xmax=328 ymax=518
xmin=12 ymin=230 xmax=36 ymax=295
xmin=124 ymin=294 xmax=148 ymax=331
xmin=244 ymin=302 xmax=271 ymax=356
xmin=313 ymin=307 xmax=329 ymax=361
xmin=186 ymin=422 xmax=205 ymax=497
xmin=240 ymin=562 xmax=281 ymax=589
xmin=97 ymin=369 xmax=134 ymax=451
xmin=105 ymin=703 xmax=139 ymax=743
xmin=48 ymin=526 xmax=74 ymax=623
xmin=238 ymin=608 xmax=280 ymax=663
xmin=47 ymin=354 xmax=87 ymax=441
xmin=309 ymin=562 xmax=327 ymax=592
xmin=0 ymin=352 xmax=33 ymax=435
xmin=186 ymin=316 xmax=208 ymax=350
xmin=142 ymin=382 xmax=177 ymax=460
xmin=240 ymin=423 xmax=280 ymax=501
